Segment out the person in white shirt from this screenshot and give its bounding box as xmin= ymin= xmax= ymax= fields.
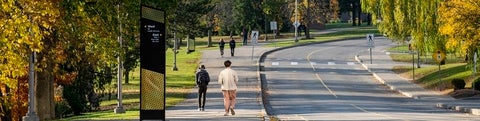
xmin=218 ymin=60 xmax=238 ymax=116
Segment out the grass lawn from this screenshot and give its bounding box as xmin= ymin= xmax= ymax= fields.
xmin=389 ymin=45 xmax=477 ymax=94
xmin=393 ymin=63 xmax=471 ymax=90
xmin=56 ymin=24 xmax=380 ymax=120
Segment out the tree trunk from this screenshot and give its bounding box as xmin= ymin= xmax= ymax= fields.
xmin=124 ymin=70 xmax=130 ymax=84
xmin=207 ymin=29 xmax=212 ymax=47
xmin=352 ymin=9 xmax=357 ymax=26
xmin=357 ymin=1 xmax=362 ymax=26
xmin=351 ymin=2 xmax=357 ymax=26
xmin=35 ymin=52 xmax=55 ymax=120
xmin=367 ymin=13 xmax=372 ymax=25
xmin=305 ymin=0 xmax=311 ymax=39
xmin=1 ymin=85 xmax=12 ymax=121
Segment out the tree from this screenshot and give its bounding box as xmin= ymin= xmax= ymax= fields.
xmin=438 ymin=0 xmax=480 ymax=63
xmin=119 ymin=0 xmax=141 ymax=84
xmin=286 ymin=0 xmax=337 ymax=38
xmin=361 ymin=0 xmax=447 ymax=65
xmin=339 ymin=0 xmax=359 ymax=26
xmin=0 ymin=0 xmax=61 ymax=120
xmin=172 ymin=0 xmax=214 ymax=43
xmin=233 ymin=0 xmax=264 ymax=35
xmin=211 ymin=0 xmax=235 ymax=36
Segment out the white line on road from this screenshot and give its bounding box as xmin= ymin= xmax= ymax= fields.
xmin=272 ymin=62 xmax=279 ymax=66
xmin=315 ymin=73 xmax=337 ymax=98
xmin=328 ymin=62 xmax=336 ymax=65
xmin=347 ymin=62 xmax=355 ymax=65
xmin=294 ymin=114 xmax=307 ymax=121
xmin=291 ymin=62 xmax=298 ymax=65
xmin=350 ymin=104 xmax=403 ymax=120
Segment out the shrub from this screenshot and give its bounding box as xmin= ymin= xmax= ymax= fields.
xmin=451 ymin=78 xmax=465 ymax=91
xmin=473 ymin=78 xmax=480 ymax=91
xmin=55 ymin=101 xmax=73 ymax=118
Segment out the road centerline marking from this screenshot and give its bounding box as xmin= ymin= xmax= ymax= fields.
xmin=315 ymin=73 xmax=337 ymax=98
xmin=350 ymin=104 xmax=403 ymax=120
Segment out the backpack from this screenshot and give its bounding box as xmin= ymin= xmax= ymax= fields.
xmin=197 ymin=70 xmax=209 ymax=87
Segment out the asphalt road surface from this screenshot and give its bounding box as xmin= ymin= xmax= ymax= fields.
xmin=263 ymin=37 xmax=478 ymax=120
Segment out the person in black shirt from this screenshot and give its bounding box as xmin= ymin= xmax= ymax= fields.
xmin=219 ymin=39 xmax=225 ymax=57
xmin=229 ymin=37 xmax=236 ymax=57
xmin=195 ymin=65 xmax=210 ymax=111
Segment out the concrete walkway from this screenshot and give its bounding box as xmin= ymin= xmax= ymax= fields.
xmin=166 ymin=43 xmax=273 ymax=120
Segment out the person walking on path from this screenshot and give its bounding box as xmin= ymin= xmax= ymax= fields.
xmin=229 ymin=37 xmax=236 ymax=57
xmin=195 ymin=65 xmax=210 ymax=111
xmin=218 ymin=60 xmax=238 ymax=116
xmin=219 ymin=39 xmax=225 ymax=57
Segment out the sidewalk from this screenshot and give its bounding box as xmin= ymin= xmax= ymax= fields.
xmin=354 ymin=37 xmax=480 ymax=116
xmin=166 ymin=44 xmax=273 ymax=120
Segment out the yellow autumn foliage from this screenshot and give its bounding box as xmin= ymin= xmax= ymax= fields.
xmin=439 ymin=0 xmax=480 ymax=55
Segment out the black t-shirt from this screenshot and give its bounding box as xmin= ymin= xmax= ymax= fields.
xmin=229 ymin=39 xmax=236 ymax=48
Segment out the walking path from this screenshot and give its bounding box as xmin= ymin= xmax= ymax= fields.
xmin=165 ymin=44 xmax=273 ymax=120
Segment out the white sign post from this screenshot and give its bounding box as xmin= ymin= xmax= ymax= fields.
xmin=366 ymin=34 xmax=374 ymax=64
xmin=251 ymin=30 xmax=259 ymax=60
xmin=270 ymin=21 xmax=278 ymax=48
xmin=293 ymin=21 xmax=300 ymax=42
xmin=367 ymin=34 xmax=374 ymax=47
xmin=270 ymin=21 xmax=277 ymax=30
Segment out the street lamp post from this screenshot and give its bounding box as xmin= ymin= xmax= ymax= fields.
xmin=294 ymin=0 xmax=298 ymax=43
xmin=23 ymin=52 xmax=39 ymax=121
xmin=173 ymin=21 xmax=178 ymax=71
xmin=23 ymin=16 xmax=39 ymax=121
xmin=114 ymin=4 xmax=125 ymax=114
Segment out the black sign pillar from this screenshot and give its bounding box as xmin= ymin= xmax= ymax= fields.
xmin=140 ymin=6 xmax=165 ymax=120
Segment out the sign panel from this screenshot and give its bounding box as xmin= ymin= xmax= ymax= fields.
xmin=366 ymin=34 xmax=374 ymax=47
xmin=433 ymin=50 xmax=446 ymax=63
xmin=140 ymin=6 xmax=165 ymax=120
xmin=270 ymin=21 xmax=277 ymax=30
xmin=293 ymin=21 xmax=300 ymax=28
xmin=251 ymin=30 xmax=259 ymax=44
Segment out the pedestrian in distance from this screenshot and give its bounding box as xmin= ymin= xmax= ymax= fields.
xmin=229 ymin=37 xmax=236 ymax=57
xmin=195 ymin=65 xmax=210 ymax=111
xmin=218 ymin=60 xmax=238 ymax=116
xmin=219 ymin=39 xmax=225 ymax=57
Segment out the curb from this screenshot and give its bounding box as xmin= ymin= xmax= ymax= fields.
xmin=436 ymin=103 xmax=480 ymax=116
xmin=355 ymin=54 xmax=480 ymax=116
xmin=354 ymin=55 xmax=419 ymax=99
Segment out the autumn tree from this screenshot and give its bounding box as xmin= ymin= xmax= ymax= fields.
xmin=286 ymin=0 xmax=339 ymax=38
xmin=361 ymin=0 xmax=446 ymax=61
xmin=0 ymin=0 xmax=61 ymax=120
xmin=439 ymin=0 xmax=480 ymax=63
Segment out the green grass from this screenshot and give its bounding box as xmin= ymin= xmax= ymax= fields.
xmin=265 ymin=27 xmax=380 ymax=47
xmin=388 ymin=45 xmax=466 ymax=64
xmin=393 ymin=63 xmax=472 ymax=91
xmin=324 ymin=22 xmax=367 ymax=29
xmin=55 ymin=109 xmax=140 ymax=121
xmin=389 ymin=44 xmax=477 ymax=93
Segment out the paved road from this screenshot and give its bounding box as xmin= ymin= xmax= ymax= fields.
xmin=262 ymin=37 xmax=478 ymax=120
